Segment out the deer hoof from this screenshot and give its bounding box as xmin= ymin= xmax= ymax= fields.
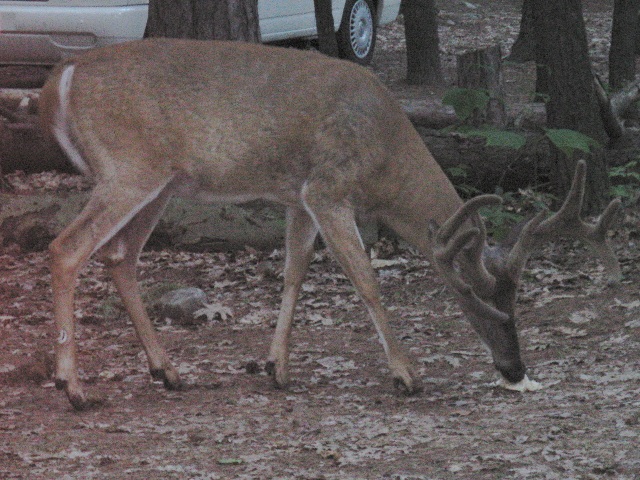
xmin=56 ymin=378 xmax=98 ymax=410
xmin=391 ymin=366 xmax=422 ymax=395
xmin=151 ymin=367 xmax=183 ymax=391
xmin=265 ymin=359 xmax=289 ymax=389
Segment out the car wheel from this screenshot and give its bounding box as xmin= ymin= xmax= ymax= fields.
xmin=337 ymin=0 xmax=376 ymax=65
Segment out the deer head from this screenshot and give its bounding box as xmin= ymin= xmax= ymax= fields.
xmin=429 ymin=160 xmax=621 ymax=384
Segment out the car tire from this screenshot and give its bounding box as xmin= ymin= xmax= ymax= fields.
xmin=337 ymin=0 xmax=377 ymax=65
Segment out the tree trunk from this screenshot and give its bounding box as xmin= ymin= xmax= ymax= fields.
xmin=636 ymin=12 xmax=640 ymax=54
xmin=145 ymin=0 xmax=260 ymax=42
xmin=609 ymin=0 xmax=639 ymax=91
xmin=507 ymin=0 xmax=535 ymax=63
xmin=402 ymin=0 xmax=443 ymax=85
xmin=456 ymin=45 xmax=506 ymax=126
xmin=532 ymin=0 xmax=610 ymax=213
xmin=314 ymin=0 xmax=340 ymax=57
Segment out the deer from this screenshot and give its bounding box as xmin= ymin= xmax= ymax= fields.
xmin=39 ymin=38 xmax=622 ymax=410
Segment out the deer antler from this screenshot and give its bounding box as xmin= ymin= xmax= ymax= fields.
xmin=428 ymin=195 xmax=508 ymax=322
xmin=533 ymin=160 xmax=622 ymax=284
xmin=430 ymin=160 xmax=622 ymax=328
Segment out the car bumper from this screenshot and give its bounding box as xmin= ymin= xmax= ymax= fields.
xmin=0 ymin=5 xmax=147 ymax=65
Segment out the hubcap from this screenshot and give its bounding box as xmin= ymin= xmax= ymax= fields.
xmin=349 ymin=0 xmax=373 ymax=59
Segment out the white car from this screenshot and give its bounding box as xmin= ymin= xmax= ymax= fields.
xmin=0 ymin=0 xmax=400 ymax=66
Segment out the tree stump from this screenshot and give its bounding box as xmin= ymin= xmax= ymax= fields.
xmin=456 ymin=45 xmax=506 ymax=126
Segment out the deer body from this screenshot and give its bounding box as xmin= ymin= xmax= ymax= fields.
xmin=41 ymin=39 xmax=620 ymax=410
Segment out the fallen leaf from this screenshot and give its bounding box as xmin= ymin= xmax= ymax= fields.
xmin=569 ymin=309 xmax=597 ymax=324
xmin=217 ymin=458 xmax=243 ymax=465
xmin=612 ymin=299 xmax=640 ymax=310
xmin=194 ymin=303 xmax=232 ymax=321
xmin=371 ymin=258 xmax=406 ymax=269
xmin=553 ymin=326 xmax=588 ymax=338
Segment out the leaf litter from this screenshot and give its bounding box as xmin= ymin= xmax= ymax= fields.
xmin=1 ymin=1 xmax=640 ymax=478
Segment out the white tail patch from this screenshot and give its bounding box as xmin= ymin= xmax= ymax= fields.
xmin=52 ymin=64 xmax=91 ymax=175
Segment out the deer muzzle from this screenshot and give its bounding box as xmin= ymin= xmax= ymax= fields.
xmin=494 ymin=358 xmax=526 ymax=384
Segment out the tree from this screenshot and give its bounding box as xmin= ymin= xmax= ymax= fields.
xmin=532 ymin=0 xmax=610 ymax=213
xmin=314 ymin=0 xmax=340 ymax=57
xmin=145 ymin=0 xmax=260 ymax=42
xmin=507 ymin=0 xmax=535 ymax=63
xmin=609 ymin=0 xmax=639 ymax=91
xmin=402 ymin=0 xmax=443 ymax=85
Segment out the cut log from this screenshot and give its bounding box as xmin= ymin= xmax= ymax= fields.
xmin=0 ymin=92 xmax=70 ymax=174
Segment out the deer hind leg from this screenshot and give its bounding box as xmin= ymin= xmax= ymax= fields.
xmin=301 ymin=183 xmax=421 ymax=394
xmin=266 ymin=207 xmax=318 ymax=388
xmin=49 ymin=180 xmax=173 ymax=410
xmin=98 ymin=184 xmax=181 ymax=391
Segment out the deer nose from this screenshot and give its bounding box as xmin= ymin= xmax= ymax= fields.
xmin=495 ymin=360 xmax=526 ymax=383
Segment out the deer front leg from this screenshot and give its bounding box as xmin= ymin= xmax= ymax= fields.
xmin=302 ymin=189 xmax=420 ymax=394
xmin=266 ymin=207 xmax=318 ymax=388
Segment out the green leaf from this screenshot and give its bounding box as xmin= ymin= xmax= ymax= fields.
xmin=609 ymin=161 xmax=640 ymax=181
xmin=442 ymin=87 xmax=490 ymax=121
xmin=465 ymin=128 xmax=526 ymax=150
xmin=446 ymin=165 xmax=469 ymax=179
xmin=544 ymin=128 xmax=600 ymax=158
xmin=610 ymin=184 xmax=636 ymax=199
xmin=479 ymin=205 xmax=525 ymax=240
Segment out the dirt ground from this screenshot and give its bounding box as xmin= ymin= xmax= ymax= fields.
xmin=1 ymin=1 xmax=639 ymax=479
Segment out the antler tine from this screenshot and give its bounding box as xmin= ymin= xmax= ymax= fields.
xmin=594 ymin=197 xmax=623 ymax=237
xmin=536 ymin=160 xmax=586 ymax=235
xmin=584 ymin=197 xmax=623 ymax=284
xmin=505 ymin=209 xmax=548 ymax=279
xmin=428 ymin=223 xmax=481 ymax=270
xmin=561 ymin=159 xmax=586 ymax=218
xmin=435 ymin=194 xmax=502 ymax=243
xmin=428 ymin=195 xmax=502 ymax=300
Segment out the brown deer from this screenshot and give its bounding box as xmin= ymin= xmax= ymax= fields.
xmin=39 ymin=39 xmax=621 ymax=410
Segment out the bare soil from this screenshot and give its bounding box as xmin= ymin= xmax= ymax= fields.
xmin=1 ymin=1 xmax=639 ymax=479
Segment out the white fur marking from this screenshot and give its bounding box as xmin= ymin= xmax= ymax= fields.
xmin=52 ymin=64 xmax=91 ymax=175
xmin=57 ymin=329 xmax=69 ymax=345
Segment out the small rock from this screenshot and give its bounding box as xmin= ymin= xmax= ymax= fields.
xmin=156 ymin=287 xmax=208 ymax=326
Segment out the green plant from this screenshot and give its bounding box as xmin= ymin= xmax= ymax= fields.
xmin=442 ymin=88 xmax=601 ymax=159
xmin=478 ymin=188 xmax=557 ymax=241
xmin=439 ymin=88 xmax=609 ymax=238
xmin=609 ymin=160 xmax=640 ymax=204
xmin=544 ymin=128 xmax=601 ymax=158
xmin=462 ymin=127 xmax=527 ymax=149
xmin=442 ymin=87 xmax=490 ymax=122
xmin=446 ymin=164 xmax=481 ymax=198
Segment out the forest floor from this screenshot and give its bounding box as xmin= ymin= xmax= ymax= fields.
xmin=1 ymin=1 xmax=639 ymax=479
